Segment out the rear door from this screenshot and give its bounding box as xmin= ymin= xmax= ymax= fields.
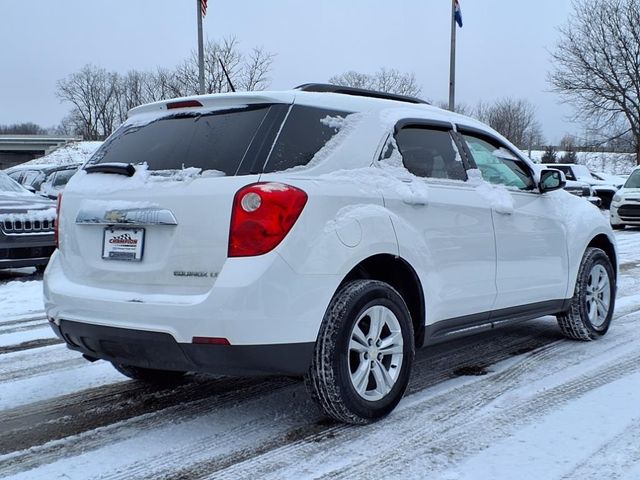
xmin=379 ymin=122 xmax=497 ymax=325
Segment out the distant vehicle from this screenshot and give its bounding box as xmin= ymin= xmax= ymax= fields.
xmin=45 ymin=85 xmax=617 ymax=424
xmin=591 ymin=172 xmax=626 ymax=189
xmin=563 ymin=179 xmax=601 ymax=207
xmin=5 ymin=163 xmax=82 ymax=199
xmin=542 ymin=163 xmax=619 ymax=208
xmin=610 ymin=166 xmax=640 ymax=230
xmin=0 ymin=172 xmax=56 ymax=270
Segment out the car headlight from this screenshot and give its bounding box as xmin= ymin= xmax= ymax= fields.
xmin=612 ymin=193 xmax=622 ymax=203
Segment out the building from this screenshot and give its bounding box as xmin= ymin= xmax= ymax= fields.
xmin=0 ymin=135 xmax=81 ymax=169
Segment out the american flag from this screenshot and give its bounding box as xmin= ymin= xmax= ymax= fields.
xmin=201 ymin=0 xmax=208 ymax=18
xmin=454 ymin=0 xmax=463 ymax=28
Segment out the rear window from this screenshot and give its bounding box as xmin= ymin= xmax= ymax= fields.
xmin=88 ymin=106 xmax=271 ymax=176
xmin=263 ymin=106 xmax=350 ymax=173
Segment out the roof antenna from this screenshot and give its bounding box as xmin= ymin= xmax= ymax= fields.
xmin=218 ymin=58 xmax=236 ymax=93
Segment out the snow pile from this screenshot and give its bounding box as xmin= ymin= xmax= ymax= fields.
xmin=467 ymin=169 xmax=515 ymax=214
xmin=0 ymin=207 xmax=56 ymax=223
xmin=529 ymin=150 xmax=636 ymax=175
xmin=65 ymin=164 xmax=214 ymax=195
xmin=25 ymin=142 xmax=103 ymax=166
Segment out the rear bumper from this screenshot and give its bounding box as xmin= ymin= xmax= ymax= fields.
xmin=51 ymin=319 xmax=314 ymax=375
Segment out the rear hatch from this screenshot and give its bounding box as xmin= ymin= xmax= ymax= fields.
xmin=58 ymin=93 xmax=354 ymax=296
xmin=60 ymin=97 xmax=291 ymax=295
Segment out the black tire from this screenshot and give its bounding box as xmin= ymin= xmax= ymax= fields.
xmin=306 ymin=280 xmax=415 ymax=425
xmin=611 ymin=224 xmax=625 ymax=230
xmin=557 ymin=247 xmax=615 ymax=341
xmin=35 ymin=264 xmax=47 ymax=274
xmin=112 ymin=363 xmax=187 ymax=384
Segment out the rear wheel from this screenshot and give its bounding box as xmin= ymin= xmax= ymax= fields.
xmin=306 ymin=280 xmax=415 ymax=424
xmin=112 ymin=363 xmax=186 ymax=384
xmin=557 ymin=247 xmax=615 ymax=340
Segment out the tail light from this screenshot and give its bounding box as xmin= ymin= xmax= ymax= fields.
xmin=55 ymin=193 xmax=62 ymax=248
xmin=229 ymin=182 xmax=308 ymax=257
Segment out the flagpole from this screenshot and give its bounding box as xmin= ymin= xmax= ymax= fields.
xmin=197 ymin=0 xmax=205 ymax=95
xmin=448 ymin=0 xmax=456 ymax=111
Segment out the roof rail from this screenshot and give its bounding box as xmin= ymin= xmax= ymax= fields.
xmin=295 ymin=83 xmax=429 ymax=105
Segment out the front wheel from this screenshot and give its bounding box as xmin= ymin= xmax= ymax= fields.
xmin=557 ymin=247 xmax=615 ymax=340
xmin=306 ymin=280 xmax=415 ymax=425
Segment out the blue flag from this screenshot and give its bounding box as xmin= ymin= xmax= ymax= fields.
xmin=454 ymin=0 xmax=463 ymax=27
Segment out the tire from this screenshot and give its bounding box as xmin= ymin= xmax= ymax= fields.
xmin=35 ymin=264 xmax=47 ymax=274
xmin=306 ymin=280 xmax=415 ymax=425
xmin=557 ymin=247 xmax=615 ymax=341
xmin=611 ymin=224 xmax=625 ymax=230
xmin=112 ymin=363 xmax=187 ymax=384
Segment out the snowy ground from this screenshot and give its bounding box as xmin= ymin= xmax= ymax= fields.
xmin=1 ymin=229 xmax=640 ymax=479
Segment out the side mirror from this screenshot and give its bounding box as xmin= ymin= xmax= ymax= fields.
xmin=539 ymin=169 xmax=566 ymax=193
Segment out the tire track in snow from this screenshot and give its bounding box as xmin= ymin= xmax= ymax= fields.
xmin=0 ymin=322 xmax=564 ymax=479
xmin=207 ymin=326 xmax=640 ymax=480
xmin=0 ymin=337 xmax=62 ymax=355
xmin=559 ymin=418 xmax=640 ymax=480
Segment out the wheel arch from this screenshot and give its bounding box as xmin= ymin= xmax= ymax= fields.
xmin=587 ymin=233 xmax=617 ymax=280
xmin=339 ymin=254 xmax=425 ymax=347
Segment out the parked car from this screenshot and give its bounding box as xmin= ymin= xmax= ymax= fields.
xmin=0 ymin=172 xmax=56 ymax=270
xmin=44 ymin=85 xmax=617 ymax=424
xmin=592 ymin=172 xmax=626 ymax=189
xmin=562 ymin=179 xmax=601 ymax=207
xmin=541 ymin=163 xmax=619 ymax=208
xmin=5 ymin=163 xmax=82 ymax=199
xmin=610 ymin=166 xmax=640 ymax=229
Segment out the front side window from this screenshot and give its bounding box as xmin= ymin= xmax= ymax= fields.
xmin=462 ymin=134 xmax=534 ymax=190
xmin=551 ymin=165 xmax=576 ymax=181
xmin=383 ymin=127 xmax=466 ymax=181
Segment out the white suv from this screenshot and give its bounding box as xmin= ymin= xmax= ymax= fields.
xmin=44 ymin=85 xmax=617 ymax=424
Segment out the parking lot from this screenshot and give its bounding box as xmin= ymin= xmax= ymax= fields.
xmin=0 ymin=227 xmax=638 ymax=480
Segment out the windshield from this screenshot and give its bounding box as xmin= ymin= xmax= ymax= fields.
xmin=0 ymin=172 xmax=31 ymax=194
xmin=88 ymin=106 xmax=272 ymax=176
xmin=624 ymin=170 xmax=640 ymax=188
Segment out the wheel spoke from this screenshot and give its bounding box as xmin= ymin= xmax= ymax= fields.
xmin=351 ymin=360 xmax=370 ymax=395
xmin=349 ymin=338 xmax=368 ymax=353
xmin=350 ymin=325 xmax=368 ymax=351
xmin=371 ymin=361 xmax=394 ymax=395
xmin=379 ymin=331 xmax=403 ymax=355
xmin=596 ymin=298 xmax=607 ymax=319
xmin=368 ymin=307 xmax=384 ymax=342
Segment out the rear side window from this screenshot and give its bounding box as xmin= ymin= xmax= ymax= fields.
xmin=386 ymin=127 xmax=466 ymax=181
xmin=88 ymin=106 xmax=271 ymax=176
xmin=263 ymin=106 xmax=350 ymax=173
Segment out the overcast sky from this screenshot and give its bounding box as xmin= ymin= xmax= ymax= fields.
xmin=1 ymin=0 xmax=578 ymax=143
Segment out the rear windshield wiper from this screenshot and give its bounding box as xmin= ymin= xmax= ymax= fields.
xmin=85 ymin=163 xmax=136 ymax=177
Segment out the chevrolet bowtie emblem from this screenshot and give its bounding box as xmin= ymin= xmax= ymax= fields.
xmin=104 ymin=210 xmax=127 ymax=223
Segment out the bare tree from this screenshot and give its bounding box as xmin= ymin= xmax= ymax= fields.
xmin=56 ymin=37 xmax=274 ymax=139
xmin=329 ymin=68 xmax=422 ymax=97
xmin=435 ymin=101 xmax=472 ymax=116
xmin=56 ymin=65 xmax=119 ymax=140
xmin=549 ymin=0 xmax=640 ymax=164
xmin=0 ymin=122 xmax=46 ymax=135
xmin=475 ymin=98 xmax=543 ymax=149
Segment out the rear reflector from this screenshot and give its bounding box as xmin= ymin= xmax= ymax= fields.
xmin=166 ymin=100 xmax=203 ymax=109
xmin=192 ymin=337 xmax=231 ymax=345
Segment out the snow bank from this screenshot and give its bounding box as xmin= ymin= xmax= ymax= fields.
xmin=24 ymin=142 xmax=103 ymax=167
xmin=529 ymin=150 xmax=637 ymax=175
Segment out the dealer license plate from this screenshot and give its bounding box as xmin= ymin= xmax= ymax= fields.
xmin=102 ymin=228 xmax=145 ymax=262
